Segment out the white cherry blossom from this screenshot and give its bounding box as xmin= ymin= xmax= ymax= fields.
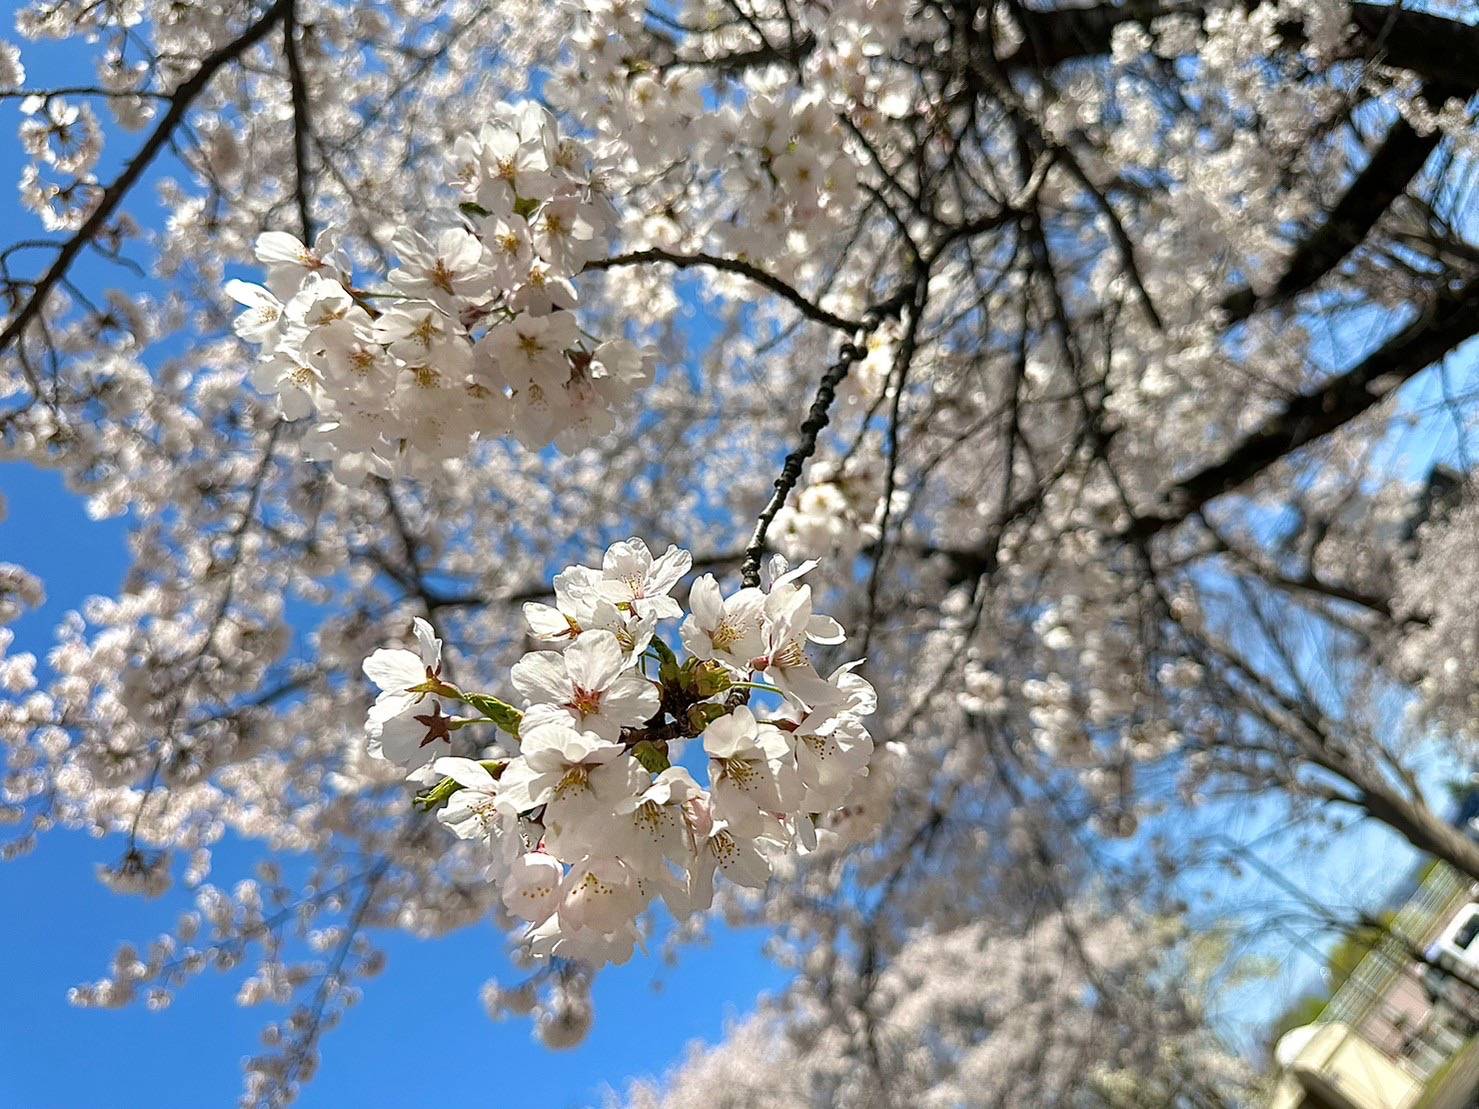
xmin=680 ymin=574 xmax=766 ymax=671
xmin=510 ymin=630 xmax=659 ymax=739
xmin=704 ymin=706 xmax=799 ymax=835
xmin=596 ymin=538 xmax=692 ymax=620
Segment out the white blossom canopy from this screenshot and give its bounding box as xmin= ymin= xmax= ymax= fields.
xmin=0 ymin=0 xmax=1476 ymax=1103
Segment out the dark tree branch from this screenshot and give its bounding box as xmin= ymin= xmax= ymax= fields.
xmin=587 ymin=248 xmax=864 ymax=332
xmin=283 ymin=0 xmax=315 ymax=242
xmin=997 ymin=4 xmax=1475 ymax=329
xmin=1221 ymin=87 xmax=1464 ymax=322
xmin=998 ymin=2 xmax=1479 ymax=94
xmin=1345 ymin=4 xmax=1479 ymax=91
xmin=998 ymin=0 xmax=1196 ymax=74
xmin=860 ymin=277 xmax=929 ymax=652
xmin=1131 ymin=275 xmax=1479 ymax=539
xmin=741 ymin=322 xmax=887 ymax=587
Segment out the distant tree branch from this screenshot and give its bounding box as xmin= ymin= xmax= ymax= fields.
xmin=588 ymin=248 xmax=865 ymax=332
xmin=1220 ymin=86 xmax=1464 ymax=322
xmin=0 ymin=0 xmax=292 ymax=360
xmin=998 ymin=2 xmax=1479 ymax=93
xmin=1131 ymin=276 xmax=1479 ymax=539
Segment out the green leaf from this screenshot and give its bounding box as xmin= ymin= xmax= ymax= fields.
xmin=412 ymin=759 xmax=506 ymax=812
xmin=689 ymin=659 xmax=733 ymax=697
xmin=649 ymin=636 xmax=679 ymax=666
xmin=459 ymin=200 xmax=490 ymax=218
xmin=631 ymin=739 xmax=671 ymax=774
xmin=460 ymin=692 xmax=524 ymax=737
xmin=686 ymin=702 xmax=730 ymax=733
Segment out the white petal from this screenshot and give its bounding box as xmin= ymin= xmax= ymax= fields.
xmin=602 ymin=538 xmax=649 ymax=581
xmin=688 ymin=574 xmax=723 ymax=627
xmin=255 ymin=231 xmax=307 ymax=265
xmin=432 ymin=756 xmax=496 ymax=790
xmin=278 ymin=386 xmax=313 ymax=421
xmin=374 ymin=712 xmax=442 ymax=769
xmin=645 ymin=545 xmax=693 ymax=594
xmin=495 ymin=760 xmax=551 ymax=814
xmin=367 ymin=689 xmax=418 ymax=727
xmin=362 ymin=647 xmax=426 ymax=692
xmin=806 ymin=613 xmax=846 ymax=645
xmin=249 ymin=361 xmax=283 ymax=393
xmin=523 ymin=601 xmax=571 ymax=639
xmin=703 ymin=706 xmax=755 ymax=759
xmin=602 ymin=678 xmax=661 ymax=723
xmin=765 ymin=586 xmax=812 ymax=646
xmin=510 ymin=650 xmax=572 ymax=705
xmin=224 ymin=279 xmax=276 ymax=309
xmin=642 ymin=596 xmax=684 ymax=620
xmin=412 ymin=617 xmax=442 ymax=667
xmin=564 ymin=630 xmax=625 ymax=692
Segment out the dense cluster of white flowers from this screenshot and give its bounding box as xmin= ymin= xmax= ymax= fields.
xmin=1395 ymin=497 xmax=1479 ymax=742
xmin=361 ymin=539 xmax=875 ymax=966
xmin=0 ymin=556 xmax=42 ymax=696
xmin=553 ymin=1 xmax=884 ymax=275
xmin=769 ymin=459 xmax=888 ymax=562
xmin=228 ymin=103 xmax=648 ymax=481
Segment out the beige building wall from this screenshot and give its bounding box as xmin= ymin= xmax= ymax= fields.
xmin=1273 ymin=1022 xmax=1423 ymax=1109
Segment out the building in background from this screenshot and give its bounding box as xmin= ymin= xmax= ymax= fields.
xmin=1270 ymin=839 xmax=1479 ymax=1108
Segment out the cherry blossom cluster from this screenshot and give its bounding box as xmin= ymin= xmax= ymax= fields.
xmin=360 ymin=539 xmax=876 ymax=966
xmin=15 ymin=94 xmax=105 ymax=232
xmin=770 ymin=458 xmax=889 ymax=563
xmin=551 ymin=4 xmax=865 ymax=270
xmin=692 ymin=86 xmax=865 ymax=264
xmin=227 ymin=103 xmax=648 ymax=482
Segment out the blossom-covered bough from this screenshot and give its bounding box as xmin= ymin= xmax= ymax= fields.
xmin=361 ymin=540 xmax=877 ymax=969
xmin=227 ymin=105 xmax=652 ymax=479
xmin=0 ymin=0 xmax=1477 ymax=1103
